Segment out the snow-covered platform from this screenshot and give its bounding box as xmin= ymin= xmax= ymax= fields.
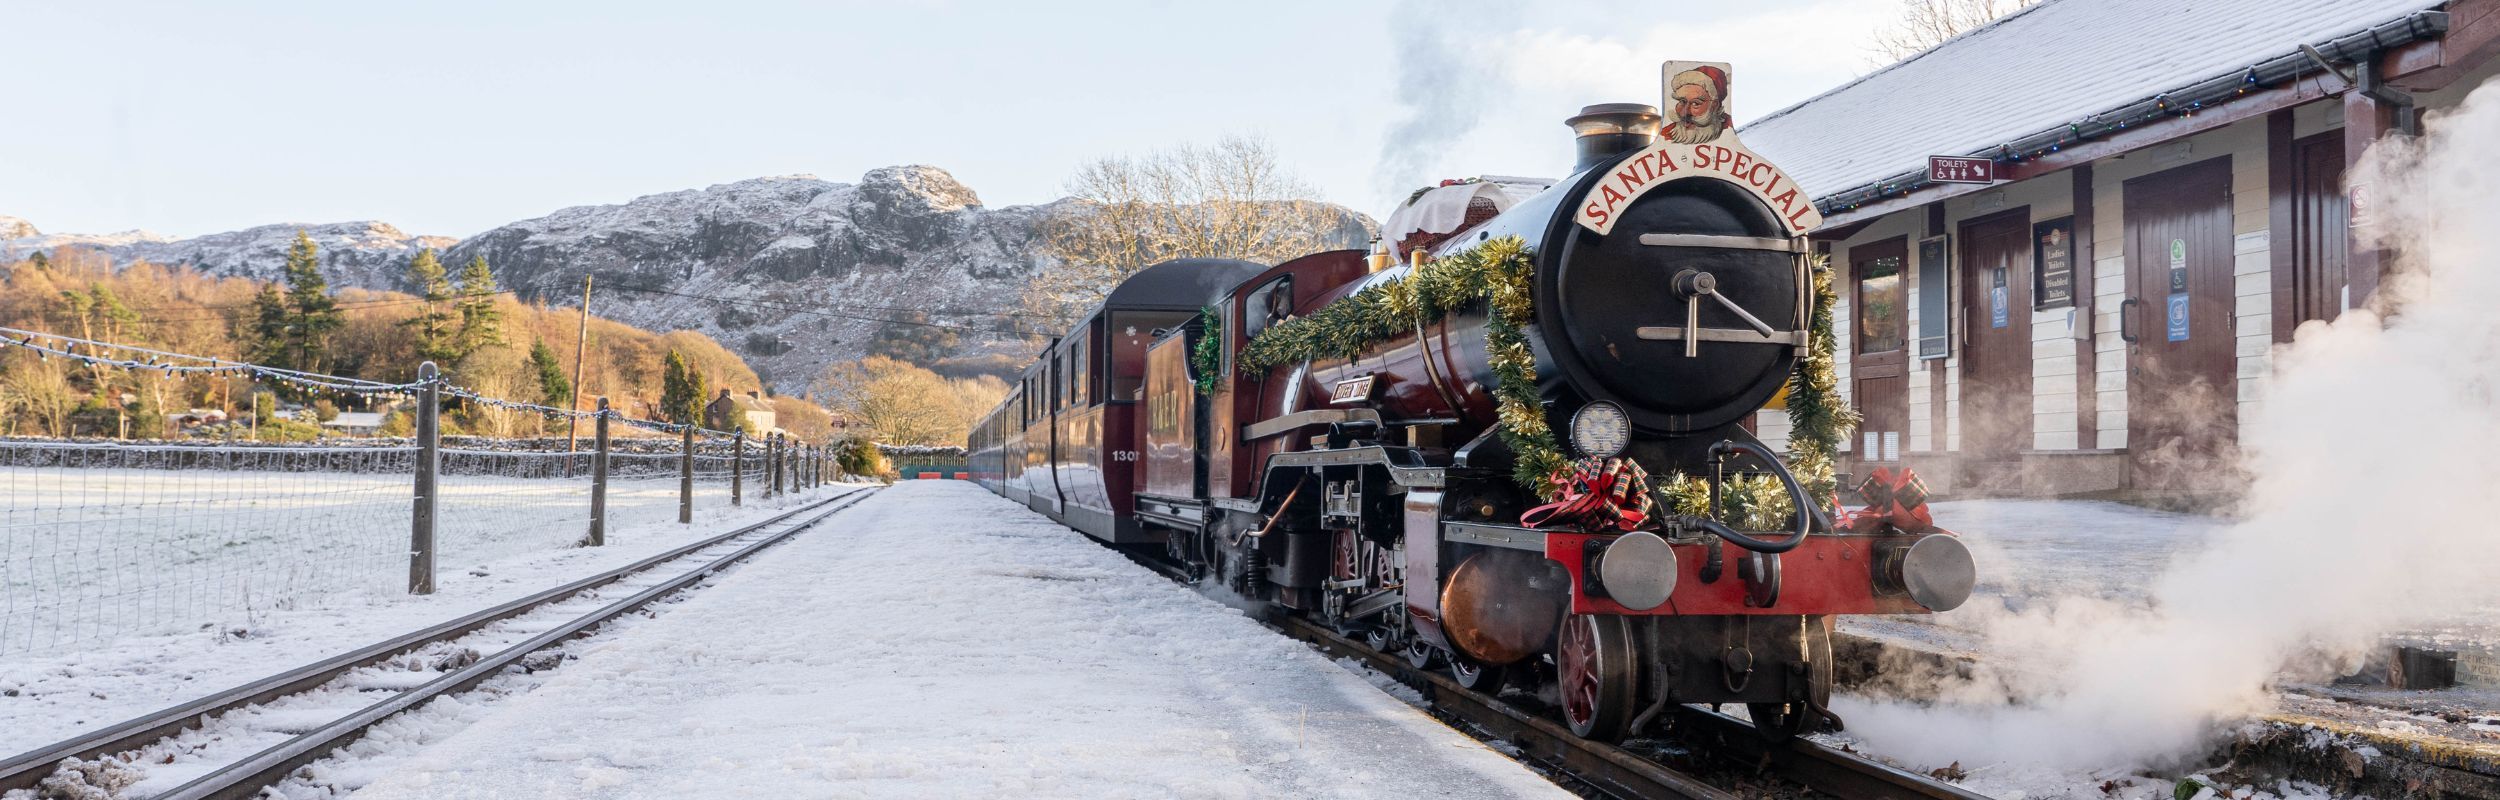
xmin=345 ymin=481 xmax=1570 ymax=799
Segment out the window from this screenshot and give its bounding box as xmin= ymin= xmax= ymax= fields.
xmin=1109 ymin=311 xmax=1193 ymax=401
xmin=1069 ymin=329 xmax=1092 ymax=407
xmin=1241 ymin=276 xmax=1295 ymax=340
xmin=1857 ymin=255 xmax=1907 ymax=354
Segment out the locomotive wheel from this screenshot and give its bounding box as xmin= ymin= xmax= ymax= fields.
xmin=1451 ymin=657 xmax=1503 ymax=692
xmin=1366 ymin=628 xmax=1395 ymax=652
xmin=1404 ymin=641 xmax=1445 ymax=670
xmin=1556 ymin=613 xmax=1638 ymax=740
xmin=1746 ymin=616 xmax=1835 ymax=742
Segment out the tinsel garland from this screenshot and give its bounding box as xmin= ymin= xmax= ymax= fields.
xmin=1239 ymin=237 xmax=1570 ymax=496
xmin=1783 ymin=252 xmax=1859 ymax=510
xmin=1191 ymin=304 xmax=1226 ymax=396
xmin=1655 ymin=471 xmax=1795 ymax=530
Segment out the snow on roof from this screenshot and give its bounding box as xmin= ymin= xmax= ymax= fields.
xmin=1739 ymin=0 xmax=2445 ymax=202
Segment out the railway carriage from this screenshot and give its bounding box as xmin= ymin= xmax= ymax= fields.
xmin=974 ymin=260 xmax=1266 ymax=543
xmin=970 ymin=62 xmax=1977 ymax=743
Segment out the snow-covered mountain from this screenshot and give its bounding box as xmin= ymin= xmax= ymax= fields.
xmin=1 ymin=221 xmax=457 ymax=289
xmin=448 ymin=167 xmax=1069 ymax=390
xmin=1 ymin=166 xmax=1375 ymax=392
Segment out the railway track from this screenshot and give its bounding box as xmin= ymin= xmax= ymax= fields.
xmin=1125 ymin=552 xmax=1981 ymax=800
xmin=0 ymin=487 xmax=880 ymax=799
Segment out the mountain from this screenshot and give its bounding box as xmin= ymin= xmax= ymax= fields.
xmin=2 ymin=166 xmax=1375 ymax=392
xmin=1 ymin=221 xmax=456 ymax=289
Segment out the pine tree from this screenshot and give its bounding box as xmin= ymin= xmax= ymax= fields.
xmin=27 ymin=251 xmax=49 ymax=270
xmin=401 ymin=248 xmax=457 ymax=363
xmin=280 ymin=232 xmax=344 ymax=374
xmin=247 ymin=284 xmax=290 ymax=366
xmin=453 ymin=255 xmax=503 ymax=357
xmin=531 ymin=340 xmax=573 ymax=409
xmin=659 ymin=350 xmax=709 ymax=425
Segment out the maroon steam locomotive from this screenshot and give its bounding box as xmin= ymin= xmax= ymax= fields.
xmin=969 ymin=72 xmax=1974 ymax=742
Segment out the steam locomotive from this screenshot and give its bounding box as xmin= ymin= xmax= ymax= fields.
xmin=969 ymin=70 xmax=1974 ymax=742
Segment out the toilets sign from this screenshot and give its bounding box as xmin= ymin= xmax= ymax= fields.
xmin=1928 ymin=156 xmax=1996 ymax=184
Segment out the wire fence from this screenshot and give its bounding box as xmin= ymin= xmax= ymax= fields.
xmin=0 ymin=328 xmax=843 ymax=658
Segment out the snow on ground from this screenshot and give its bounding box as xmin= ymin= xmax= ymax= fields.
xmin=339 ymin=480 xmax=1570 ymax=800
xmin=1849 ymin=498 xmax=2499 ymax=651
xmin=1826 ymin=497 xmax=2498 ymax=799
xmin=0 ymin=485 xmax=850 ymax=756
xmin=0 ymin=465 xmax=754 ymax=656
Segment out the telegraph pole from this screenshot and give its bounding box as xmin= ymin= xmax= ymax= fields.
xmin=564 ymin=275 xmax=593 ymax=472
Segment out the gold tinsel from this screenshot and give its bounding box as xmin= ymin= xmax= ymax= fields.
xmin=1238 ymin=237 xmax=1570 ymax=496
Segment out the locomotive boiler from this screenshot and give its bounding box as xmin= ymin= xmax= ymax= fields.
xmin=971 ymin=61 xmax=1976 ymax=743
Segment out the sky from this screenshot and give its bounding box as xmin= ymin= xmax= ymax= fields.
xmin=0 ymin=0 xmax=1900 ymax=240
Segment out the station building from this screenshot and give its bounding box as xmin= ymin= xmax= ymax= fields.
xmin=1741 ymin=0 xmax=2500 ymax=499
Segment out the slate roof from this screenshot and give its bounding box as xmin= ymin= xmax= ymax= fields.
xmin=1738 ymin=0 xmax=2447 ymax=206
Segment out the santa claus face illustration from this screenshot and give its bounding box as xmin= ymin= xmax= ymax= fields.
xmin=1666 ymin=67 xmax=1729 ymax=144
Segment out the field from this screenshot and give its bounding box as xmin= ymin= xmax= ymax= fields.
xmin=0 ymin=460 xmax=747 ymax=657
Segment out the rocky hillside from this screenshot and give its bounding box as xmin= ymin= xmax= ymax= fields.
xmin=2 ymin=166 xmax=1373 ymax=392
xmin=1 ymin=220 xmax=456 ymax=289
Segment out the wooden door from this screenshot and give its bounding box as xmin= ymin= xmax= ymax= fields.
xmin=2289 ymin=133 xmax=2349 ymax=328
xmin=2123 ymin=158 xmax=2237 ymax=484
xmin=1959 ymin=210 xmax=2034 ymax=462
xmin=1849 ymin=238 xmax=1910 ymax=469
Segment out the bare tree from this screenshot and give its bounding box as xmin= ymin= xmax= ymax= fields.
xmin=1023 ymin=136 xmax=1349 ymax=327
xmin=817 ymin=356 xmax=988 ymax=446
xmin=1867 ymin=0 xmax=2036 ymax=64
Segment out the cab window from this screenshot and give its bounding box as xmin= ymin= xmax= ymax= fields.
xmin=1241 ymin=276 xmax=1294 ymax=340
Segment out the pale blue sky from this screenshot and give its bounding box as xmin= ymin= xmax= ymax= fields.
xmin=2 ymin=0 xmax=1894 ymax=238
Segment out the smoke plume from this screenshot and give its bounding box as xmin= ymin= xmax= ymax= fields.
xmin=1374 ymin=0 xmax=1519 ymax=199
xmin=1839 ymin=77 xmax=2500 ymax=771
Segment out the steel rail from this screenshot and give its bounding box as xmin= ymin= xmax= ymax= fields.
xmin=1270 ymin=615 xmax=1738 ymax=800
xmin=0 ymin=488 xmax=875 ymax=795
xmin=1122 ymin=550 xmax=1977 ymax=799
xmin=151 ymin=486 xmax=879 ymax=800
xmin=1669 ymin=705 xmax=1991 ymax=800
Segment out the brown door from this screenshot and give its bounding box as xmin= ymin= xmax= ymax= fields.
xmin=2123 ymin=157 xmax=2237 ymax=485
xmin=1959 ymin=210 xmax=2034 ymax=463
xmin=2289 ymin=133 xmax=2349 ymax=328
xmin=1849 ymin=238 xmax=1910 ymax=471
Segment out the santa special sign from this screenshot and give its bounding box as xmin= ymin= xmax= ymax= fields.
xmin=1572 ymin=137 xmax=1823 ymax=236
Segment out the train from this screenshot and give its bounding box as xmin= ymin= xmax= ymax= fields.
xmin=969 ymin=64 xmax=1976 ymax=742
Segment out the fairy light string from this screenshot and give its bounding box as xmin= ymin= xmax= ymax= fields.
xmin=0 ymin=326 xmax=743 ymax=436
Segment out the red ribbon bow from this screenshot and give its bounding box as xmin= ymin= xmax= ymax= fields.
xmin=1520 ymin=457 xmax=1653 ymax=531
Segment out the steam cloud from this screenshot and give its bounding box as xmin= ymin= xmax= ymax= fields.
xmin=1839 ymin=77 xmax=2500 ymax=771
xmin=1375 ymin=0 xmax=1519 ymax=200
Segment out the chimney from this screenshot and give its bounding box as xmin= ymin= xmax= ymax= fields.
xmin=1565 ymin=103 xmax=1662 ymax=172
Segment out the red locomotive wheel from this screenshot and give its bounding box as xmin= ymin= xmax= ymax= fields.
xmin=1556 ymin=613 xmax=1638 ymax=740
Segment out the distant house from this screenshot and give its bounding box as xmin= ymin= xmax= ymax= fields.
xmin=323 ymin=411 xmax=387 ymax=435
xmin=176 ymin=408 xmax=230 ymax=430
xmin=703 ymin=389 xmax=780 ymax=434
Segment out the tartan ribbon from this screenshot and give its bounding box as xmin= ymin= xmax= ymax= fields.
xmin=1842 ymin=466 xmax=1935 ymax=533
xmin=1520 ymin=457 xmax=1654 ymax=532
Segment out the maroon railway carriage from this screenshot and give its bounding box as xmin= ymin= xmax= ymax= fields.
xmin=969 ymin=259 xmax=1265 ymax=544
xmin=974 ymin=74 xmax=1976 ymax=744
